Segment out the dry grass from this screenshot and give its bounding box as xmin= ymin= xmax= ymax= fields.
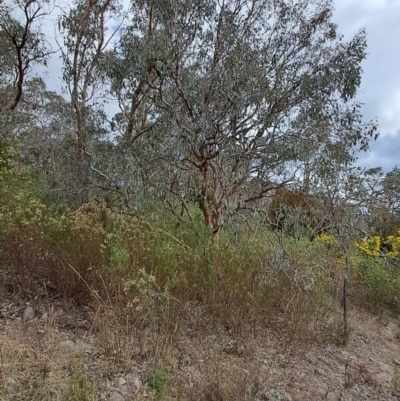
xmin=2 ymin=198 xmax=400 ymax=399
xmin=0 ymin=314 xmax=94 ymax=400
xmin=0 ymin=200 xmax=348 ymax=348
xmin=1 ymin=293 xmax=400 ymax=400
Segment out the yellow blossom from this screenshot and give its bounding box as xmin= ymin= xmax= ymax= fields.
xmin=356 ymin=236 xmax=381 ymax=258
xmin=315 ymin=233 xmax=338 ymax=247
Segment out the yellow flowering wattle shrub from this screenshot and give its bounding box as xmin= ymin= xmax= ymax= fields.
xmin=352 ymin=232 xmax=400 ymax=311
xmin=386 ymin=230 xmax=400 ymax=258
xmin=315 ymin=233 xmax=338 ymax=247
xmin=356 ymin=236 xmax=381 ymax=258
xmin=356 ymin=231 xmax=400 ymax=260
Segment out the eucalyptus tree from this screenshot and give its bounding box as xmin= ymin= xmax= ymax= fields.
xmin=382 ymin=167 xmax=400 ymax=219
xmin=14 ymin=78 xmax=74 ymax=173
xmin=0 ymin=0 xmax=53 ymax=128
xmin=0 ymin=77 xmax=107 ymax=205
xmin=155 ymin=0 xmax=377 ymax=233
xmin=57 ymin=0 xmax=122 ymax=205
xmin=355 ymin=166 xmax=400 ymax=238
xmin=16 ymin=78 xmax=113 ymax=204
xmin=103 ymin=0 xmax=212 ymax=209
xmin=105 ymin=0 xmax=377 ymax=233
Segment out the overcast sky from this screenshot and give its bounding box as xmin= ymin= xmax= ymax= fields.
xmin=333 ymin=0 xmax=400 ymax=171
xmin=39 ymin=0 xmax=400 ymax=172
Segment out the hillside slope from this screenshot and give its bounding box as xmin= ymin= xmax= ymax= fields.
xmin=1 ymin=293 xmax=400 ymax=401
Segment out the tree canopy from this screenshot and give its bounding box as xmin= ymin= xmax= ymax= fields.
xmin=0 ymin=0 xmax=383 ymax=235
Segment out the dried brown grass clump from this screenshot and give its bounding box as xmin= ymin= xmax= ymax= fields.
xmin=0 ymin=317 xmax=97 ymax=401
xmin=1 ymin=197 xmax=348 ymax=348
xmin=0 ymin=199 xmax=153 ymax=305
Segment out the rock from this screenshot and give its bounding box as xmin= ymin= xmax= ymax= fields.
xmin=110 ymin=392 xmax=124 ymax=401
xmin=59 ymin=340 xmax=76 ymax=351
xmin=6 ymin=377 xmax=17 ymax=385
xmin=326 ymin=392 xmax=336 ymax=400
xmin=186 ymin=366 xmax=201 ymax=382
xmin=126 ymin=374 xmax=141 ymax=389
xmin=117 ymin=377 xmax=126 ymax=386
xmin=133 ymin=376 xmax=141 ymax=389
xmin=263 ymin=389 xmax=292 ymax=401
xmin=182 ymin=355 xmax=191 ymax=366
xmin=58 ymin=339 xmax=92 ymax=354
xmin=22 ymin=306 xmax=35 ymax=322
xmin=76 ymin=339 xmax=93 ymax=354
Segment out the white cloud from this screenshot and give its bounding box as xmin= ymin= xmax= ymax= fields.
xmin=333 ymin=0 xmax=400 ymax=170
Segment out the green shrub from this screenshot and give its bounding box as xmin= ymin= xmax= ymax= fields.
xmin=352 ymin=252 xmax=400 ymax=311
xmin=148 ymin=369 xmax=168 ymax=400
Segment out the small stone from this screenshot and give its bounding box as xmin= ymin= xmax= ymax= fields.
xmin=58 ymin=339 xmax=92 ymax=354
xmin=326 ymin=392 xmax=336 ymax=401
xmin=22 ymin=306 xmax=35 ymax=322
xmin=75 ymin=339 xmax=93 ymax=354
xmin=110 ymin=392 xmax=124 ymax=401
xmin=264 ymin=389 xmax=292 ymax=401
xmin=182 ymin=355 xmax=191 ymax=366
xmin=187 ymin=366 xmax=201 ymax=382
xmin=133 ymin=376 xmax=141 ymax=389
xmin=117 ymin=377 xmax=126 ymax=386
xmin=59 ymin=340 xmax=75 ymax=350
xmin=6 ymin=377 xmax=17 ymax=385
xmin=126 ymin=374 xmax=141 ymax=389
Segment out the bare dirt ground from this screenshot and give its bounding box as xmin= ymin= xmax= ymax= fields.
xmin=1 ymin=293 xmax=400 ymax=400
